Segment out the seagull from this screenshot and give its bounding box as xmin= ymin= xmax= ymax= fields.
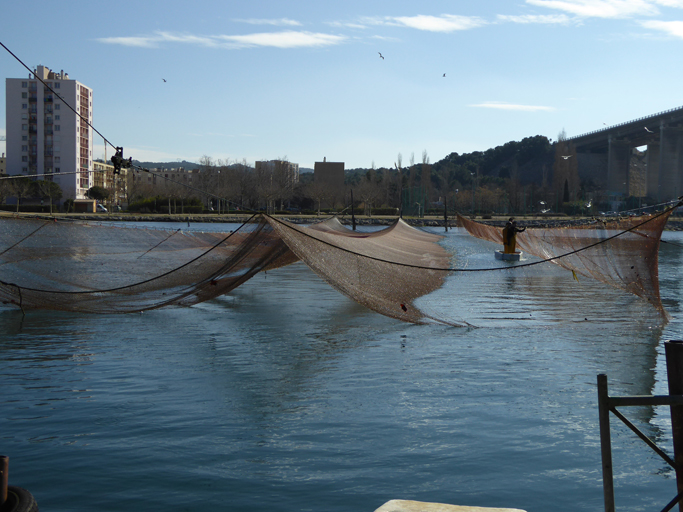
xmin=443 ymin=73 xmax=446 ymax=77
xmin=561 ymin=155 xmax=572 ymax=160
xmin=162 ymin=79 xmax=166 ymax=82
xmin=585 ymin=200 xmax=592 ymax=208
xmin=644 ymin=126 xmax=654 ymax=133
xmin=378 ymin=52 xmax=384 ymax=60
xmin=603 ymin=123 xmax=607 ymax=126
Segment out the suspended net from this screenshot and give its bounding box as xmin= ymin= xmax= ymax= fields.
xmin=0 ymin=208 xmax=674 ymax=325
xmin=0 ymin=214 xmax=455 ymax=323
xmin=456 ymin=209 xmax=675 ymax=318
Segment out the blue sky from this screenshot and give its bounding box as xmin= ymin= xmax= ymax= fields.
xmin=2 ymin=0 xmax=683 ymax=169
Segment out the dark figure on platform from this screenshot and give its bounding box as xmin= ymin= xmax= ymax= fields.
xmin=502 ymin=218 xmax=525 ymax=254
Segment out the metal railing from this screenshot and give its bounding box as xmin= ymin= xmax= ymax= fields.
xmin=598 ymin=339 xmax=683 ymax=512
xmin=570 ymin=105 xmax=683 ymax=141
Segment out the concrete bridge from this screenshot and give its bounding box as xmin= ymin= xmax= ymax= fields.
xmin=567 ymin=105 xmax=683 ymax=202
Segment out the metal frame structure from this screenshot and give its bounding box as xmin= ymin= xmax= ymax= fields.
xmin=598 ymin=340 xmax=683 ymax=512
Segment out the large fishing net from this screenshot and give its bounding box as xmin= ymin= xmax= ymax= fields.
xmin=0 ymin=206 xmax=674 ymax=325
xmin=456 ymin=210 xmax=674 ymax=318
xmin=0 ymin=214 xmax=453 ymax=323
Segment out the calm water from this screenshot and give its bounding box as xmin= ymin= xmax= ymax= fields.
xmin=2 ymin=224 xmax=683 ymax=512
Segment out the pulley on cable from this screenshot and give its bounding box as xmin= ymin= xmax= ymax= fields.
xmin=111 ymin=147 xmax=132 ymax=175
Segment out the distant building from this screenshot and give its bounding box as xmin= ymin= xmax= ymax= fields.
xmin=5 ymin=65 xmax=93 ymax=201
xmin=93 ymin=159 xmax=127 ymax=207
xmin=314 ymin=158 xmax=344 ymax=190
xmin=255 ymin=160 xmax=300 ymax=190
xmin=0 ymin=153 xmax=5 ymax=175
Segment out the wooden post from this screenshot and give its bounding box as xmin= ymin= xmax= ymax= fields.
xmin=666 ymin=340 xmax=683 ymax=511
xmin=0 ymin=455 xmax=8 ymax=508
xmin=597 ymin=374 xmax=615 ymax=512
xmin=444 ymin=197 xmax=448 ymax=232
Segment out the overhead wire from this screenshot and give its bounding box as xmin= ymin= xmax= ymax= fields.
xmin=0 ymin=40 xmax=254 ymax=213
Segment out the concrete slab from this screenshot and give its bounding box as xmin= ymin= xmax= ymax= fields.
xmin=374 ymin=500 xmax=527 ymax=512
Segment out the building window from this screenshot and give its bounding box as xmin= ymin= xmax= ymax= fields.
xmin=22 ymin=156 xmax=28 ymax=162
xmin=22 ymin=167 xmax=28 ymax=173
xmin=22 ymin=124 xmax=27 ymax=131
xmin=55 ymin=115 xmax=60 ymax=120
xmin=22 ymin=103 xmax=27 ymax=109
xmin=22 ymin=136 xmax=27 ymax=141
xmin=21 ymin=82 xmax=27 ymax=88
xmin=55 ymin=104 xmax=60 ymax=110
xmin=55 ymin=125 xmax=60 ymax=131
xmin=55 ymin=168 xmax=60 ymax=173
xmin=22 ymin=145 xmax=28 ymax=151
xmin=22 ymin=92 xmax=27 ymax=98
xmin=55 ymin=156 xmax=60 ymax=163
xmin=55 ymin=83 xmax=60 ymax=89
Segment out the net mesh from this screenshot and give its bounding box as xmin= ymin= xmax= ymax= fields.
xmin=0 ymin=209 xmax=673 ymax=325
xmin=456 ymin=211 xmax=674 ymax=317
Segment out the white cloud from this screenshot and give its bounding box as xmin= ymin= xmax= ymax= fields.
xmin=97 ymin=36 xmax=163 ymax=48
xmin=497 ymin=14 xmax=573 ymax=24
xmin=326 ymin=21 xmax=369 ymax=29
xmin=362 ymin=14 xmax=486 ymax=32
xmin=98 ymin=30 xmax=345 ymax=49
xmin=216 ymin=31 xmax=345 ymax=48
xmin=525 ymin=0 xmax=661 ymax=18
xmin=641 ymin=19 xmax=683 ymax=37
xmin=470 ymin=102 xmax=556 ymax=112
xmin=233 ymin=18 xmax=302 ymax=27
xmin=653 ymin=0 xmax=683 ymax=7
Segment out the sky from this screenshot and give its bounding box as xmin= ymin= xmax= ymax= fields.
xmin=1 ymin=0 xmax=683 ymax=170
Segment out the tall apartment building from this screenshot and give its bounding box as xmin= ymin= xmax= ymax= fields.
xmin=6 ymin=65 xmax=93 ymax=200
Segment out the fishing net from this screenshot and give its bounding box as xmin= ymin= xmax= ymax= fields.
xmin=266 ymin=216 xmax=455 ymax=325
xmin=0 ymin=214 xmax=455 ymax=323
xmin=456 ymin=210 xmax=675 ymax=317
xmin=0 ymin=208 xmax=673 ymax=325
xmin=0 ymin=214 xmax=293 ymax=313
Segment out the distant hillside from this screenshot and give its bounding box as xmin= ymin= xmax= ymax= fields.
xmin=132 ymin=160 xmax=201 ymax=170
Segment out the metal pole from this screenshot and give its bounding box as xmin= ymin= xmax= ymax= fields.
xmin=597 ymin=374 xmax=615 ymax=512
xmin=351 ymin=189 xmax=356 ymax=231
xmin=444 ymin=196 xmax=448 ymax=232
xmin=0 ymin=455 xmax=8 ymax=508
xmin=666 ymin=340 xmax=683 ymax=511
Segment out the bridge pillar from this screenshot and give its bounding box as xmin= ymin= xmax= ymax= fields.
xmin=658 ymin=124 xmax=683 ymax=202
xmin=646 ymin=143 xmax=660 ymax=199
xmin=607 ymin=136 xmax=630 ymax=195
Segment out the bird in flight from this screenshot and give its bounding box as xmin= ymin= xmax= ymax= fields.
xmin=561 ymin=155 xmax=572 ymax=160
xmin=162 ymin=79 xmax=167 ymax=82
xmin=443 ymin=73 xmax=446 ymax=77
xmin=644 ymin=126 xmax=654 ymax=133
xmin=378 ymin=52 xmax=384 ymax=60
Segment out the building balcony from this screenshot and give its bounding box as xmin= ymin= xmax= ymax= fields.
xmin=44 ymin=97 xmax=53 ymax=103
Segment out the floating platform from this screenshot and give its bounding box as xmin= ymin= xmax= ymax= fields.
xmin=495 ymin=250 xmax=522 ymax=261
xmin=374 ymin=500 xmax=527 ymax=512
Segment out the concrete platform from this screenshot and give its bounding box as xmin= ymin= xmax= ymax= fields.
xmin=374 ymin=500 xmax=526 ymax=512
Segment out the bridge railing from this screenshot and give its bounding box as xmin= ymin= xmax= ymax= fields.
xmin=568 ymin=105 xmax=683 ymax=141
